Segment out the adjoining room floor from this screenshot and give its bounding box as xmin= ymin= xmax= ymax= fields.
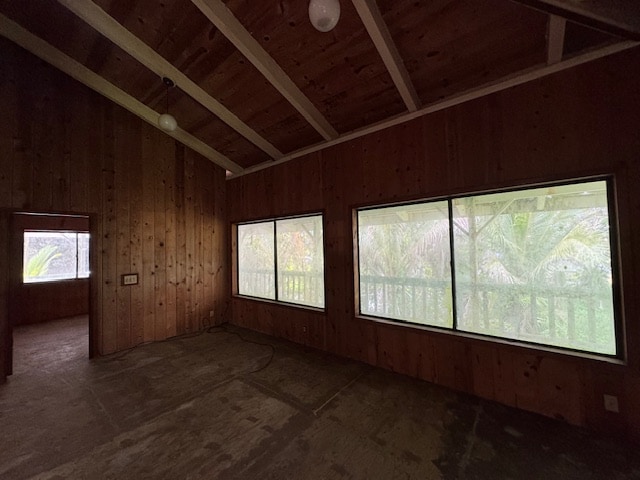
xmin=1 ymin=319 xmax=639 ymax=480
xmin=12 ymin=315 xmax=88 ymax=376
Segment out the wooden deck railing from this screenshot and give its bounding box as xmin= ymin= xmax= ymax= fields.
xmin=240 ymin=270 xmax=614 ymax=352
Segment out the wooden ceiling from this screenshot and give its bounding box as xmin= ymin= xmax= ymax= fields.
xmin=0 ymin=0 xmax=637 ymax=177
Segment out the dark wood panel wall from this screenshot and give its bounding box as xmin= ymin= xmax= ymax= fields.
xmin=0 ymin=38 xmax=228 ymax=368
xmin=16 ymin=281 xmax=89 ymax=325
xmin=0 ymin=212 xmax=9 ymax=378
xmin=228 ymin=48 xmax=640 ymax=441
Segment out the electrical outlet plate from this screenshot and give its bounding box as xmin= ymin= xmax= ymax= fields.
xmin=122 ymin=273 xmax=138 ymax=286
xmin=603 ymin=394 xmax=619 ymax=413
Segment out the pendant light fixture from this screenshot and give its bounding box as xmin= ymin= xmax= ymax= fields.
xmin=158 ymin=77 xmax=178 ymax=132
xmin=309 ymin=0 xmax=340 ymax=32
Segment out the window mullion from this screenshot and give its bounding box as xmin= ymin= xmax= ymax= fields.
xmin=273 ymin=220 xmax=279 ymax=302
xmin=448 ymin=199 xmax=458 ymax=332
xmin=75 ymin=233 xmax=79 ymax=279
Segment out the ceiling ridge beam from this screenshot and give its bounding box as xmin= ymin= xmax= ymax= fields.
xmin=56 ymin=0 xmax=283 ymax=160
xmin=547 ymin=14 xmax=567 ymax=65
xmin=229 ymin=41 xmax=639 ymax=179
xmin=0 ymin=13 xmax=243 ymax=174
xmin=510 ymin=0 xmax=640 ymax=40
xmin=352 ymin=0 xmax=420 ymax=112
xmin=191 ymin=0 xmax=339 ymax=141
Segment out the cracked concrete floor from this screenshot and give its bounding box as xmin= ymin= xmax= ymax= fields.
xmin=1 ymin=316 xmax=639 ymax=479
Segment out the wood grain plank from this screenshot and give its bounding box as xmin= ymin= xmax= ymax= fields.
xmin=100 ymin=103 xmax=117 ymax=355
xmin=114 ymin=108 xmax=132 ymax=351
xmin=141 ymin=128 xmax=156 ymax=343
xmin=128 ymin=116 xmax=144 ymax=346
xmin=89 ymin=211 xmax=102 ymax=357
xmin=469 ymin=344 xmax=496 ymax=401
xmin=88 ymin=96 xmax=105 ymax=357
xmin=174 ymin=144 xmax=187 ymax=335
xmin=30 ymin=77 xmax=55 ymax=211
xmin=66 ymin=77 xmax=91 ymax=213
xmin=212 ymin=163 xmax=228 ymax=326
xmin=194 ymin=156 xmax=205 ymax=330
xmin=184 ymin=149 xmax=196 ymax=332
xmin=164 ymin=139 xmax=178 ymax=339
xmin=0 ymin=52 xmax=16 ymax=373
xmin=0 ymin=39 xmax=15 ymax=208
xmin=153 ymin=136 xmax=168 ymax=341
xmin=537 ymin=357 xmax=582 ymax=424
xmin=0 ymin=212 xmax=9 ymax=381
xmin=202 ymin=162 xmax=214 ymax=328
xmin=51 ymin=73 xmax=69 ymax=212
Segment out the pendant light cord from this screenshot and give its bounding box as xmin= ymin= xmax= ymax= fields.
xmin=162 ymin=76 xmax=174 ymax=115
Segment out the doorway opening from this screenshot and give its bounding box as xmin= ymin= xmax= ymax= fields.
xmin=9 ymin=212 xmax=92 ymax=376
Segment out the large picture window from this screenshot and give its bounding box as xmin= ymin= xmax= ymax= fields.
xmin=23 ymin=231 xmax=90 ymax=283
xmin=356 ymin=179 xmax=619 ymax=357
xmin=237 ymin=214 xmax=325 ymax=308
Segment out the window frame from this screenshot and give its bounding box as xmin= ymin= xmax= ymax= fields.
xmin=354 ymin=176 xmax=624 ymax=360
xmin=23 ymin=229 xmax=91 ymax=284
xmin=234 ymin=212 xmax=326 ymax=311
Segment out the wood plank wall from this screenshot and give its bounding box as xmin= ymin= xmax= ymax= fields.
xmin=0 ymin=38 xmax=228 ymax=369
xmin=227 ymin=47 xmax=640 ymax=442
xmin=16 ymin=281 xmax=89 ymax=325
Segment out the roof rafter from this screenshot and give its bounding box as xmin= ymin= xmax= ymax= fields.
xmin=191 ymin=0 xmax=339 ymax=141
xmin=547 ymin=14 xmax=567 ymax=65
xmin=351 ymin=0 xmax=420 ymax=112
xmin=56 ymin=0 xmax=283 ymax=160
xmin=510 ymin=0 xmax=640 ymax=40
xmin=0 ymin=13 xmax=244 ymax=174
xmin=230 ymin=41 xmax=639 ymax=179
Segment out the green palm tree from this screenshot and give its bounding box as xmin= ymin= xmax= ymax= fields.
xmin=24 ymin=245 xmax=61 ymax=280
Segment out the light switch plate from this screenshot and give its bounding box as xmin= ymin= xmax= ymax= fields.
xmin=603 ymin=394 xmax=619 ymax=413
xmin=122 ymin=273 xmax=138 ymax=286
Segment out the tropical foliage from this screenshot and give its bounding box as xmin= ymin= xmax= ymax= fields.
xmin=24 ymin=245 xmax=61 ymax=280
xmin=453 ymin=191 xmax=614 ymax=354
xmin=357 ymin=181 xmax=616 ymax=355
xmin=238 ymin=215 xmax=325 ymax=307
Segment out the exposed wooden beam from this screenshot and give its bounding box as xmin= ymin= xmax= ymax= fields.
xmin=547 ymin=15 xmax=567 ymax=64
xmin=351 ymin=0 xmax=420 ymax=112
xmin=56 ymin=0 xmax=282 ymax=160
xmin=0 ymin=13 xmax=244 ymax=174
xmin=191 ymin=0 xmax=339 ymax=141
xmin=511 ymin=0 xmax=640 ymax=40
xmin=230 ymin=41 xmax=639 ymax=179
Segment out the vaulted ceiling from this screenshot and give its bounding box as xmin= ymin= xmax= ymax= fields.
xmin=0 ymin=1 xmax=638 ymax=177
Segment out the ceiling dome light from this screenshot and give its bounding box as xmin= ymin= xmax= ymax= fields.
xmin=309 ymin=0 xmax=340 ymax=32
xmin=158 ymin=113 xmax=178 ymax=132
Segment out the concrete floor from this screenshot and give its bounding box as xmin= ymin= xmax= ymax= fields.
xmin=1 ymin=317 xmax=639 ymax=479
